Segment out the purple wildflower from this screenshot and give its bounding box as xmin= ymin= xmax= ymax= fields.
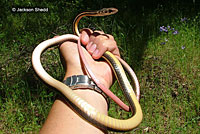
xmin=159 ymin=25 xmax=178 ymax=35
xmin=159 ymin=26 xmax=164 ymax=32
xmin=160 ymin=26 xmax=168 ymax=33
xmin=173 ymin=30 xmax=178 ymax=35
xmin=160 ymin=42 xmax=166 ymax=45
xmin=181 ymin=46 xmax=185 ymax=50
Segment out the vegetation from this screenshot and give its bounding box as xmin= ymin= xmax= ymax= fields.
xmin=0 ymin=0 xmax=199 ymax=133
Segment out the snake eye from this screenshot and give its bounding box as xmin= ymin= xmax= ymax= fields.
xmin=108 ymin=9 xmax=113 ymax=13
xmin=105 ymin=9 xmax=113 ymax=13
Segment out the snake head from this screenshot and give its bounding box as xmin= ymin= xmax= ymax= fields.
xmin=97 ymin=8 xmax=118 ymax=16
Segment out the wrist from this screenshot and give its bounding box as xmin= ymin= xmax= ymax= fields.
xmin=63 ymin=75 xmax=110 ymax=108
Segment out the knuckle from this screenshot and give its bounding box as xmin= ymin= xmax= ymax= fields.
xmin=112 ymin=40 xmax=117 ymax=46
xmin=100 ymin=41 xmax=108 ymax=49
xmin=99 ymin=35 xmax=108 ymax=40
xmin=94 ymin=30 xmax=104 ymax=34
xmin=109 ymin=34 xmax=114 ymax=39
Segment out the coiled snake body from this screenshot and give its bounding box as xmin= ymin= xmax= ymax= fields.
xmin=32 ymin=8 xmax=142 ymax=131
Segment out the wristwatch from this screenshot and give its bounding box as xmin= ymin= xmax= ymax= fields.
xmin=63 ymin=75 xmax=109 ymax=105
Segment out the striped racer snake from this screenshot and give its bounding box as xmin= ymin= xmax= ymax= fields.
xmin=32 ymin=8 xmax=143 ymax=131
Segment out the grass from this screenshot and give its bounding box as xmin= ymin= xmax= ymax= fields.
xmin=108 ymin=14 xmax=200 ymax=134
xmin=135 ymin=18 xmax=200 ymax=133
xmin=0 ymin=1 xmax=199 ymax=133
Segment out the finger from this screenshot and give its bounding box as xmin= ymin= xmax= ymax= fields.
xmin=98 ymin=34 xmax=114 ymax=40
xmin=93 ymin=30 xmax=105 ymax=34
xmin=92 ymin=31 xmax=113 ymax=39
xmin=98 ymin=34 xmax=110 ymax=39
xmin=81 ymin=28 xmax=93 ymax=35
xmin=88 ymin=43 xmax=97 ymax=55
xmin=80 ymin=28 xmax=93 ymax=46
xmin=107 ymin=34 xmax=114 ymax=40
xmin=90 ymin=33 xmax=112 ymax=43
xmin=92 ymin=39 xmax=120 ymax=59
xmin=86 ymin=41 xmax=93 ymax=51
xmin=106 ymin=40 xmax=120 ymax=57
xmin=89 ymin=33 xmax=108 ymax=44
xmin=89 ymin=30 xmax=105 ymax=38
xmin=92 ymin=42 xmax=107 ymax=59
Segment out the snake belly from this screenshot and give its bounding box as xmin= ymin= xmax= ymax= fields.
xmin=32 ymin=34 xmax=143 ymax=131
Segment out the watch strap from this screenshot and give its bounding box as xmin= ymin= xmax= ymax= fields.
xmin=63 ymin=75 xmax=110 ymax=107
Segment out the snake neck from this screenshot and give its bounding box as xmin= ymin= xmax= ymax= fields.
xmin=73 ymin=12 xmax=97 ymax=36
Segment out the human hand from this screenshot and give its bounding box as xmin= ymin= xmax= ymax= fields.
xmin=59 ymin=29 xmax=120 ymax=88
xmin=80 ymin=28 xmax=120 ymax=59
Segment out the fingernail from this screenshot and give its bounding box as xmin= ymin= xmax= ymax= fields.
xmin=86 ymin=42 xmax=93 ymax=50
xmin=93 ymin=49 xmax=99 ymax=57
xmin=89 ymin=44 xmax=97 ymax=52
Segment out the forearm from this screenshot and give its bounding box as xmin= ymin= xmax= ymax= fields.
xmin=40 ymin=84 xmax=108 ymax=134
xmin=40 ymin=39 xmax=113 ymax=134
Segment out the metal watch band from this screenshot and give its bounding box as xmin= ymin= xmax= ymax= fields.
xmin=63 ymin=75 xmax=109 ymax=106
xmin=63 ymin=75 xmax=95 ymax=88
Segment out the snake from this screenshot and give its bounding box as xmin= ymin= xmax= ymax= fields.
xmin=32 ymin=8 xmax=143 ymax=131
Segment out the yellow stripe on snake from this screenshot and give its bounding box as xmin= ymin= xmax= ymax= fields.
xmin=32 ymin=8 xmax=143 ymax=131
